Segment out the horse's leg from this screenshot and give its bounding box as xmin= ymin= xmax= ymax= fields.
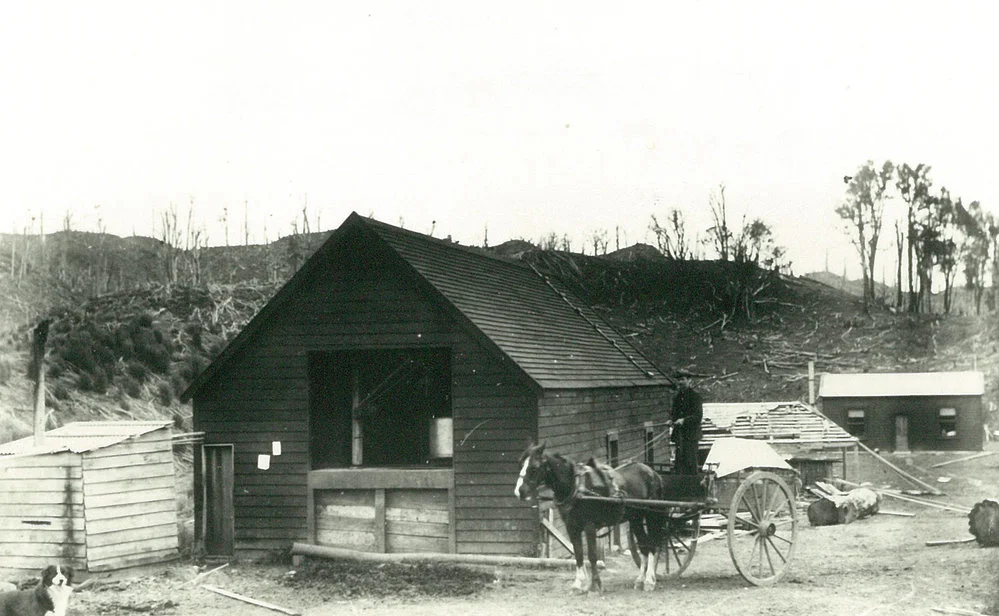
xmin=567 ymin=521 xmax=587 ymax=592
xmin=643 ymin=511 xmax=666 ymax=592
xmin=630 ymin=518 xmax=649 ymax=590
xmin=585 ymin=523 xmax=600 ymax=593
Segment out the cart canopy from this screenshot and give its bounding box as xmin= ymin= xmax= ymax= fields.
xmin=703 ymin=437 xmax=793 ymax=478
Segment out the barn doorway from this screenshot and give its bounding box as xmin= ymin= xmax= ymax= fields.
xmin=202 ymin=444 xmax=234 ymax=556
xmin=309 ymin=348 xmax=451 ymax=469
xmin=894 ymin=415 xmax=910 ymax=452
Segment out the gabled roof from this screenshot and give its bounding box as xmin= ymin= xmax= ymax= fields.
xmin=819 ymin=371 xmax=985 ymax=398
xmin=183 ymin=213 xmax=670 ymax=400
xmin=701 ymin=401 xmax=856 ymax=447
xmin=0 ymin=421 xmax=171 ymax=458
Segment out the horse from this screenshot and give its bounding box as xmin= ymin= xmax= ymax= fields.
xmin=515 ymin=443 xmax=666 ymax=592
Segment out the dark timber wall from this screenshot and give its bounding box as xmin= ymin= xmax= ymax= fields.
xmin=822 ymin=395 xmax=984 ymax=452
xmin=193 ymin=235 xmax=539 ymax=556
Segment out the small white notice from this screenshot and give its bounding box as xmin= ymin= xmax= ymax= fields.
xmin=257 ymin=454 xmax=271 ymax=470
xmin=272 ymin=441 xmax=282 ymax=456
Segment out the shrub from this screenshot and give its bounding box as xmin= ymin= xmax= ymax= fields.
xmin=121 ymin=375 xmax=142 ymax=398
xmin=126 ymin=360 xmax=149 ymax=382
xmin=156 ymin=382 xmax=173 ymax=406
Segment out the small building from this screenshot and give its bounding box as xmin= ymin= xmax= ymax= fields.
xmin=182 ymin=213 xmax=672 ymax=559
xmin=819 ymin=371 xmax=986 ymax=452
xmin=701 ymin=401 xmax=858 ymax=485
xmin=0 ymin=421 xmax=179 ymax=577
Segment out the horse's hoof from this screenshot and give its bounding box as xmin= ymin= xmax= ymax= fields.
xmin=643 ymin=582 xmax=656 ymax=592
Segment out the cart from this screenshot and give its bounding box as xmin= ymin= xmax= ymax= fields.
xmin=587 ymin=438 xmax=801 ymax=586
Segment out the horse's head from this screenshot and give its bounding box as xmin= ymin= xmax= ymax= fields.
xmin=514 ymin=443 xmax=547 ymax=500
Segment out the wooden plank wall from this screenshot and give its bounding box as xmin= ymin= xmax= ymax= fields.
xmin=314 ymin=488 xmax=450 ymax=553
xmin=0 ymin=452 xmax=86 ymax=576
xmin=451 ymin=341 xmax=537 ymax=556
xmin=82 ymin=428 xmax=179 ymax=571
xmin=194 ymin=238 xmax=542 ymax=557
xmin=537 ymin=386 xmax=671 ymax=464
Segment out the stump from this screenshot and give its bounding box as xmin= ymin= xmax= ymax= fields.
xmin=968 ymin=499 xmax=999 ymax=546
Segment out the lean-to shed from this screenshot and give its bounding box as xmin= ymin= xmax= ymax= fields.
xmin=0 ymin=421 xmax=179 ymax=576
xmin=182 ymin=213 xmax=673 ymax=558
xmin=701 ymin=401 xmax=858 ymax=484
xmin=819 ymin=371 xmax=985 ymax=452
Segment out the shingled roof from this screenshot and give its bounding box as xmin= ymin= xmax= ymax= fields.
xmin=183 ymin=213 xmax=670 ymax=399
xmin=701 ymin=401 xmax=856 ymax=448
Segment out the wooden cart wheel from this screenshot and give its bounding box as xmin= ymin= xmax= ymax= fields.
xmin=659 ymin=508 xmax=700 ymax=578
xmin=726 ymin=470 xmax=798 ymax=586
xmin=627 ymin=507 xmax=699 ymax=578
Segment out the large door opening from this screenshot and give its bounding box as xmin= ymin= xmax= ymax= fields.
xmin=309 ymin=348 xmax=451 ymax=469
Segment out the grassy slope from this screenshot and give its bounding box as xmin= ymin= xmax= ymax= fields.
xmin=0 ymin=232 xmax=996 ymax=445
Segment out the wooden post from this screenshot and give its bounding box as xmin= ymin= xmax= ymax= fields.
xmin=31 ymin=320 xmax=51 ymax=446
xmin=351 ymin=366 xmax=363 ymax=466
xmin=808 ymin=360 xmax=816 ymax=405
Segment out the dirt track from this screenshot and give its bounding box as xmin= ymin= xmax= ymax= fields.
xmin=68 ymin=446 xmax=999 ymax=616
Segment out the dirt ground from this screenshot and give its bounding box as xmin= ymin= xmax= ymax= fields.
xmin=64 ymin=446 xmax=999 ymax=616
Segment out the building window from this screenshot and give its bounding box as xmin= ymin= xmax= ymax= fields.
xmin=605 ymin=431 xmax=619 ymax=467
xmin=847 ymin=410 xmax=865 ymax=436
xmin=939 ymin=408 xmax=958 ymax=439
xmin=643 ymin=422 xmax=655 ymax=464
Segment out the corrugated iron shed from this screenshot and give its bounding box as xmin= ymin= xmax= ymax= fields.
xmin=0 ymin=421 xmax=171 ymax=457
xmin=819 ymin=371 xmax=985 ymax=398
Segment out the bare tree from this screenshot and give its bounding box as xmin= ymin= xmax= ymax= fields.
xmin=650 ymin=209 xmax=690 ymax=259
xmin=589 ymin=229 xmax=609 ymax=255
xmin=706 ymin=184 xmax=732 ymax=260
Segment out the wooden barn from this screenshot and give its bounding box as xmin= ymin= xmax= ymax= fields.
xmin=701 ymin=401 xmax=858 ymax=485
xmin=0 ymin=421 xmax=179 ymax=576
xmin=819 ymin=371 xmax=986 ymax=452
xmin=181 ymin=213 xmax=673 ymax=558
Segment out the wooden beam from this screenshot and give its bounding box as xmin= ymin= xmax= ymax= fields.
xmin=929 ymin=451 xmax=997 ymax=469
xmin=202 ymin=585 xmax=300 ymax=616
xmin=854 ymin=440 xmax=943 ymax=495
xmin=540 ymin=517 xmax=573 ymax=555
xmin=291 ymin=542 xmax=584 ymax=569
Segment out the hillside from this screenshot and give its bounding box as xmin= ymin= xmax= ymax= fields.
xmin=0 ymin=230 xmax=997 ymax=444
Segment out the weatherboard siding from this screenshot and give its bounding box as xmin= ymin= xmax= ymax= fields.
xmin=194 ymin=247 xmax=540 ymax=556
xmin=537 ymin=387 xmax=670 ymax=464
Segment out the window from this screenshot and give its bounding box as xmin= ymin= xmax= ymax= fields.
xmin=643 ymin=422 xmax=655 ymax=464
xmin=605 ymin=431 xmax=619 ymax=467
xmin=939 ymin=408 xmax=958 ymax=439
xmin=847 ymin=410 xmax=865 ymax=436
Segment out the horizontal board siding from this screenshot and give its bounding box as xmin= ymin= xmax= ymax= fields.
xmin=537 ymin=387 xmax=670 ymax=463
xmin=0 ymin=453 xmax=86 ymax=574
xmin=315 ymin=490 xmax=376 ymax=551
xmin=80 ymin=437 xmax=179 ymax=570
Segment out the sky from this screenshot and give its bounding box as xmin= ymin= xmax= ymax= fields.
xmin=2 ymin=2 xmax=997 ymax=279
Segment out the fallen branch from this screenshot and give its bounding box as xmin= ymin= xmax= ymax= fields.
xmin=202 ymin=585 xmax=300 ymax=616
xmin=931 ymin=607 xmax=986 ymax=615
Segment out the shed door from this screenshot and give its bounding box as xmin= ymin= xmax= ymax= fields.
xmin=203 ymin=445 xmax=234 ymax=556
xmin=894 ymin=416 xmax=909 ymax=452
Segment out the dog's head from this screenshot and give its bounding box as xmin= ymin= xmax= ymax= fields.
xmin=40 ymin=565 xmax=74 ymax=589
xmin=33 ymin=566 xmax=74 ymax=616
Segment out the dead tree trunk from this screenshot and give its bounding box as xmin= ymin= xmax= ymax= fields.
xmin=31 ymin=319 xmax=51 ymax=445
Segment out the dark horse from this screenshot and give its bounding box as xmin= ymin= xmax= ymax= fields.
xmin=515 ymin=444 xmax=666 ymax=592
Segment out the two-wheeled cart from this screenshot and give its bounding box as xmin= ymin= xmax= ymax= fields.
xmin=584 ymin=438 xmax=801 ymax=586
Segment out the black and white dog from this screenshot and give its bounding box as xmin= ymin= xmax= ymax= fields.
xmin=0 ymin=565 xmax=74 ymax=616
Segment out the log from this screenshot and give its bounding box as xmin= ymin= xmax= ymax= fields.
xmin=929 ymin=452 xmax=997 ymax=469
xmin=291 ymin=542 xmax=584 ymax=569
xmin=967 ymin=499 xmax=999 ymax=547
xmin=807 ymin=486 xmax=880 ymax=525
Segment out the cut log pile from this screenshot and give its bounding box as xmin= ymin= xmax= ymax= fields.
xmin=806 ymin=481 xmax=881 ymax=526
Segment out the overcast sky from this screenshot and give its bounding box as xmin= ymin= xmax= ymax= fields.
xmin=2 ymin=2 xmax=997 ymax=278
